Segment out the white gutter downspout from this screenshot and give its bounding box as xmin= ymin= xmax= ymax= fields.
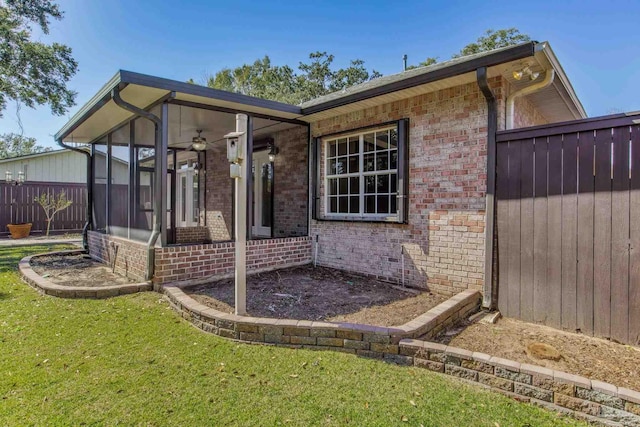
xmin=506 ymin=69 xmax=555 ymax=129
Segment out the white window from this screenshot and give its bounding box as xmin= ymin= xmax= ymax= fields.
xmin=325 ymin=126 xmax=399 ymax=220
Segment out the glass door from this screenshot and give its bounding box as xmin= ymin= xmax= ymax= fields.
xmin=252 ymin=150 xmax=273 ymax=237
xmin=176 ymin=167 xmax=198 ymax=227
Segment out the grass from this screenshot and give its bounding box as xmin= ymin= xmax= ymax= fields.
xmin=0 ymin=245 xmax=586 ymax=426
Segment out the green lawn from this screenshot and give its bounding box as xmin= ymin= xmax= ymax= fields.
xmin=0 ymin=245 xmax=585 ymax=426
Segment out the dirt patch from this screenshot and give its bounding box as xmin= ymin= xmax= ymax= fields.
xmin=30 ymin=253 xmax=137 ymax=287
xmin=186 ymin=265 xmax=445 ymax=327
xmin=435 ymin=316 xmax=640 ymax=391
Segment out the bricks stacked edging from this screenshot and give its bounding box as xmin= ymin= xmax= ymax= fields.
xmin=19 ymin=251 xmax=153 ymax=298
xmin=400 ymin=340 xmax=640 ymax=427
xmin=161 ymin=285 xmax=480 ymax=357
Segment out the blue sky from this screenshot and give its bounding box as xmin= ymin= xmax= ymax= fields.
xmin=2 ymin=0 xmax=640 ymax=148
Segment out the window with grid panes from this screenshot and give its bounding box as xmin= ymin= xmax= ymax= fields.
xmin=325 ymin=126 xmax=399 ymax=219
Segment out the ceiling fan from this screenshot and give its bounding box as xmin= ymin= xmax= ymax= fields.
xmin=175 ymin=129 xmax=207 ymax=151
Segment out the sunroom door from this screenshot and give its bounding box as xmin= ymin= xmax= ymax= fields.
xmin=176 ymin=167 xmax=198 ymax=227
xmin=252 ymin=150 xmax=273 ymax=237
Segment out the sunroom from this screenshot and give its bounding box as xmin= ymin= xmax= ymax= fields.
xmin=55 ymin=71 xmax=312 ymax=283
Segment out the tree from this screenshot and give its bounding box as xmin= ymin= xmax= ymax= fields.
xmin=408 ymin=28 xmax=531 ymax=69
xmin=406 ymin=57 xmax=438 ymax=70
xmin=193 ymin=52 xmax=381 ymax=104
xmin=0 ymin=132 xmax=50 ymax=159
xmin=0 ymin=0 xmax=78 ymax=117
xmin=34 ymin=190 xmax=72 ymax=236
xmin=454 ymin=28 xmax=531 ymax=58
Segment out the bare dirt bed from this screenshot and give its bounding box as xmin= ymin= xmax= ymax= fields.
xmin=186 ymin=265 xmax=445 ymax=327
xmin=435 ymin=316 xmax=640 ymax=391
xmin=30 ymin=253 xmax=137 ymax=287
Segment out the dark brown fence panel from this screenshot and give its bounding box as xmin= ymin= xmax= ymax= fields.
xmin=496 ymin=115 xmax=640 ymax=346
xmin=630 ymin=125 xmax=640 ymax=345
xmin=576 ymin=131 xmax=595 ymax=336
xmin=519 ymin=139 xmax=535 ymax=322
xmin=532 ymin=136 xmax=548 ymax=324
xmin=561 ymin=132 xmax=578 ymax=331
xmin=0 ymin=181 xmax=87 ymax=235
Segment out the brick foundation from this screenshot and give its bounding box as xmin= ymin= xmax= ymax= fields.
xmin=87 ymin=230 xmax=148 ymax=281
xmin=153 ymin=236 xmax=313 ymax=284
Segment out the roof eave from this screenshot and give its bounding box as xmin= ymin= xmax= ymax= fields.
xmin=54 ymin=70 xmax=124 ymax=142
xmin=55 ymin=70 xmax=304 ymax=143
xmin=300 ymin=42 xmax=537 ymax=115
xmin=536 ymin=42 xmax=587 ymax=119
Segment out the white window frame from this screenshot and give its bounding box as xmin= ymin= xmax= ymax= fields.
xmin=323 ymin=125 xmax=399 ymax=221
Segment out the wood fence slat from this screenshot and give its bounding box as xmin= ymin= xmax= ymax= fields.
xmin=610 ymin=126 xmax=630 ymax=343
xmin=507 ymin=141 xmax=522 ymax=318
xmin=628 ymin=125 xmax=640 ymax=345
xmin=547 ymin=134 xmax=563 ymax=329
xmin=519 ymin=138 xmax=535 ymax=322
xmin=561 ymin=132 xmax=578 ymax=331
xmin=0 ymin=182 xmax=86 ymax=234
xmin=593 ymin=128 xmax=613 ymax=339
xmin=577 ymin=130 xmax=595 ymax=335
xmin=496 ymin=141 xmax=511 ymax=315
xmin=533 ymin=136 xmax=549 ymax=323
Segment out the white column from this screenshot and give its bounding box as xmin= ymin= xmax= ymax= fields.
xmin=234 ymin=114 xmax=248 ymax=315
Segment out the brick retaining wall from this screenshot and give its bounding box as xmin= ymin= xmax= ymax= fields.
xmin=153 ymin=236 xmax=313 ymax=284
xmin=401 ymin=340 xmax=640 ymax=426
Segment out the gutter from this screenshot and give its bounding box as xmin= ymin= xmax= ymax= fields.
xmin=111 ymin=88 xmax=174 ymax=281
xmin=302 ymin=42 xmax=537 ymax=115
xmin=476 ymin=67 xmax=498 ymax=310
xmin=56 ymin=139 xmax=92 ymax=251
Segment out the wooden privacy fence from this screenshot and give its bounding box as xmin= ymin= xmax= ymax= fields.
xmin=0 ymin=181 xmax=87 ymax=235
xmin=495 ymin=113 xmax=640 ymax=346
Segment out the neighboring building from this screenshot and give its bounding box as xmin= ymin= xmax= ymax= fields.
xmin=0 ymin=148 xmax=128 ymax=184
xmin=54 ymin=41 xmax=585 ymax=298
xmin=0 ymin=149 xmax=128 ymax=235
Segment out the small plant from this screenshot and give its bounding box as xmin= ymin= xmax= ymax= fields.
xmin=35 ymin=191 xmax=73 ymax=236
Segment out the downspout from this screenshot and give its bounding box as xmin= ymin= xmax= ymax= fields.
xmin=56 ymin=138 xmax=92 ymax=250
xmin=506 ymin=69 xmax=555 ymax=129
xmin=476 ymin=67 xmax=497 ymax=310
xmin=111 ymin=88 xmax=173 ymax=280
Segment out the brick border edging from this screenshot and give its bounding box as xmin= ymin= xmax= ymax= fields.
xmin=399 ymin=339 xmax=640 ymax=426
xmin=19 ymin=250 xmax=153 ymax=298
xmin=160 ymin=283 xmax=480 ymax=358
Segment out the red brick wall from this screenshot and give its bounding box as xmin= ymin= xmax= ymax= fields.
xmin=175 ymin=226 xmax=210 ymax=244
xmin=87 ymin=230 xmax=148 ymax=281
xmin=204 ymin=149 xmax=233 ymax=241
xmin=309 ymin=78 xmax=506 ymax=294
xmin=153 ymin=236 xmax=312 ymax=284
xmin=272 ymin=126 xmax=308 ymax=237
xmin=512 ymin=95 xmax=549 ymax=128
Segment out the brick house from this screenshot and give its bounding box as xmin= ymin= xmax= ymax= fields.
xmin=55 ymin=41 xmax=585 ymax=304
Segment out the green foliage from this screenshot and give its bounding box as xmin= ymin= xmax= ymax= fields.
xmin=34 ymin=190 xmax=73 ymax=236
xmin=0 ymin=245 xmax=586 ymax=426
xmin=0 ymin=0 xmax=78 ymax=117
xmin=407 ymin=28 xmax=531 ymax=69
xmin=406 ymin=57 xmax=438 ymax=70
xmin=0 ymin=132 xmax=50 ymax=159
xmin=454 ymin=28 xmax=531 ymax=58
xmin=195 ymin=52 xmax=381 ymax=104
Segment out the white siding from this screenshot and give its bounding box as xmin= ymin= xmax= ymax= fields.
xmin=1 ymin=150 xmax=130 ymax=184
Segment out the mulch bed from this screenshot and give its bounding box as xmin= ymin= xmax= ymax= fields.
xmin=435 ymin=316 xmax=640 ymax=391
xmin=30 ymin=253 xmax=137 ymax=287
xmin=186 ymin=265 xmax=445 ymax=327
